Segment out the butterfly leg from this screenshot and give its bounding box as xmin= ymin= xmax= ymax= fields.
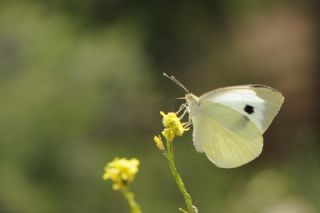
xmin=183 ymin=121 xmax=192 ymax=128
xmin=176 ymin=103 xmax=187 ymax=114
xmin=176 ymin=103 xmax=192 ymax=131
xmin=178 ymin=104 xmax=189 ymax=120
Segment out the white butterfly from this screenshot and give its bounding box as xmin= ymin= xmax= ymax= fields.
xmin=164 ymin=73 xmax=284 ymax=168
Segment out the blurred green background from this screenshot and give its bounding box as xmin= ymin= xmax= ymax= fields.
xmin=0 ymin=0 xmax=319 ymax=212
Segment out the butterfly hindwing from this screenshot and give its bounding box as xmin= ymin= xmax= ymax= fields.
xmin=192 ymin=102 xmax=263 ymax=168
xmin=199 ymin=85 xmax=284 ymax=133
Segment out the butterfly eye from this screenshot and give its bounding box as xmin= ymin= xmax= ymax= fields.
xmin=244 ymin=105 xmax=254 ymax=114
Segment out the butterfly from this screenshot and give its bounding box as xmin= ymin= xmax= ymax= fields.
xmin=164 ymin=73 xmax=284 ymax=168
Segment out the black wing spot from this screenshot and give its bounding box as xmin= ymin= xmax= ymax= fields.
xmin=244 ymin=105 xmax=254 ymax=114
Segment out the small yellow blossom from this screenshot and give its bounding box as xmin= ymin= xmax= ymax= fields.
xmin=154 ymin=135 xmax=165 ymax=150
xmin=160 ymin=111 xmax=186 ymax=139
xmin=103 ymin=158 xmax=140 ymax=190
xmin=162 ymin=128 xmax=175 ymax=142
xmin=160 ymin=111 xmax=185 ymax=136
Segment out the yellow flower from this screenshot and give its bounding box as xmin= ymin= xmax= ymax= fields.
xmin=160 ymin=111 xmax=186 ymax=140
xmin=103 ymin=158 xmax=140 ymax=190
xmin=162 ymin=128 xmax=175 ymax=142
xmin=154 ymin=135 xmax=165 ymax=150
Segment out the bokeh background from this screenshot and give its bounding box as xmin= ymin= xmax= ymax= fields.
xmin=0 ymin=0 xmax=319 ymax=212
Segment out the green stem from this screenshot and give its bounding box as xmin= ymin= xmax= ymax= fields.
xmin=121 ymin=187 xmax=142 ymax=213
xmin=166 ymin=141 xmax=196 ymax=213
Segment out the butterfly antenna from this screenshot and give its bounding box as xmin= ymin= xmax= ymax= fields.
xmin=176 ymin=97 xmax=186 ymax=100
xmin=163 ymin=73 xmax=190 ymax=93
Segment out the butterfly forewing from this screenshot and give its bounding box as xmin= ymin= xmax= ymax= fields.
xmin=199 ymin=85 xmax=284 ymax=133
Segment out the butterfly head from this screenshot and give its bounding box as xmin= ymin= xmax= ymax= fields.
xmin=185 ymin=93 xmax=200 ymax=116
xmin=185 ymin=93 xmax=199 ymax=104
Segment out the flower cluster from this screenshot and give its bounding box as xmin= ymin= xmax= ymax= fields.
xmin=154 ymin=111 xmax=188 ymax=149
xmin=103 ymin=158 xmax=140 ymax=190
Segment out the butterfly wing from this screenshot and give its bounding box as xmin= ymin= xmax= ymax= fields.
xmin=192 ymin=102 xmax=263 ymax=168
xmin=199 ymin=85 xmax=284 ymax=133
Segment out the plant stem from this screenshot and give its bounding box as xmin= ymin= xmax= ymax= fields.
xmin=166 ymin=141 xmax=196 ymax=213
xmin=121 ymin=187 xmax=142 ymax=213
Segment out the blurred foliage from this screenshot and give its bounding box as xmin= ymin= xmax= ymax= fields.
xmin=0 ymin=0 xmax=319 ymax=213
